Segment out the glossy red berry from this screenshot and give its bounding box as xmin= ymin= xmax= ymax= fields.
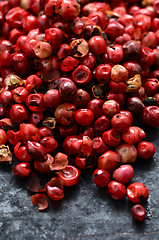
xmin=137 ymin=141 xmax=155 ymax=159
xmin=127 ymin=182 xmax=149 ymax=203
xmin=89 ymin=36 xmax=106 ymax=55
xmin=97 ymin=150 xmax=121 ymax=172
xmin=113 ymin=165 xmax=134 ymax=184
xmin=108 ymin=181 xmax=126 ymax=200
xmin=93 ymin=169 xmax=110 ymax=188
xmin=13 ymin=162 xmax=31 ymax=178
xmin=26 ymin=93 xmax=46 ymax=112
xmin=102 ymin=129 xmax=122 ymax=148
xmin=58 ymin=165 xmax=80 ymax=187
xmin=0 ymin=129 xmax=7 ymax=145
xmin=122 ymin=126 xmax=146 ymax=145
xmin=14 ymin=142 xmax=33 ymax=162
xmin=132 ymin=204 xmax=146 ymax=222
xmin=102 ymin=100 xmax=120 ymax=117
xmin=75 ymin=109 xmax=94 ymax=126
xmin=111 ymin=113 xmax=132 ymax=132
xmin=72 ymin=65 xmax=91 ymax=85
xmin=10 ymin=104 xmax=29 ymax=124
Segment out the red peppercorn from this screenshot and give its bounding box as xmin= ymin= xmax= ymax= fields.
xmin=72 ymin=65 xmax=91 ymax=85
xmin=44 ymin=89 xmax=61 ymax=108
xmin=93 ymin=169 xmax=110 ymax=188
xmin=63 ymin=135 xmax=81 ymax=156
xmin=0 ymin=129 xmax=7 ymax=145
xmin=97 ymin=150 xmax=121 ymax=172
xmin=113 ymin=165 xmax=134 ymax=184
xmin=23 ymin=15 xmax=39 ymax=33
xmin=7 ymin=129 xmax=21 ymax=146
xmin=127 ymin=182 xmax=149 ymax=203
xmin=46 ymin=177 xmax=64 ymax=201
xmin=137 ymin=141 xmax=155 ymax=159
xmin=92 ymin=137 xmax=109 ymax=154
xmin=75 ymin=109 xmax=94 ymax=126
xmin=59 ymin=80 xmax=77 ymax=101
xmin=25 ymin=75 xmax=42 ymax=92
xmin=26 ymin=93 xmax=46 ymax=112
xmin=39 ymin=126 xmax=54 ymax=138
xmin=10 ymin=104 xmax=29 ymax=124
xmin=80 ymin=52 xmax=96 ymax=69
xmin=111 ymin=113 xmax=132 ymax=132
xmin=20 ymin=123 xmax=41 ymax=142
xmin=55 ymin=103 xmax=76 ymax=125
xmin=58 ymin=165 xmax=80 ymax=187
xmin=13 ymin=162 xmax=31 ymax=178
xmin=5 ymin=7 xmax=28 ymax=29
xmin=34 ymin=154 xmax=53 ymax=175
xmin=89 ymin=36 xmax=106 ymax=55
xmin=94 ymin=115 xmax=111 ymax=135
xmin=45 ymin=27 xmax=63 ymax=52
xmin=95 ymin=64 xmax=112 ymax=84
xmin=132 ymin=204 xmax=146 ymax=222
xmin=40 ymin=136 xmax=58 ymax=154
xmin=14 ymin=142 xmax=33 ymax=162
xmin=87 ymin=99 xmax=104 ymax=119
xmin=105 ymin=22 xmax=124 ymax=40
xmin=102 ymin=100 xmax=120 ymax=117
xmin=140 ymin=106 xmax=159 ymax=127
xmin=26 ymin=141 xmax=47 ymax=162
xmin=12 ymin=87 xmax=29 ymax=104
xmin=106 ymin=45 xmax=124 ymax=64
xmin=102 ymin=129 xmax=122 ymax=148
xmin=122 ymin=126 xmax=146 ymax=145
xmin=105 ymin=91 xmax=125 ymax=107
xmin=108 ymin=181 xmax=126 ymax=200
xmin=30 ymin=112 xmax=44 ymax=126
xmin=0 ymin=90 xmax=13 ymax=107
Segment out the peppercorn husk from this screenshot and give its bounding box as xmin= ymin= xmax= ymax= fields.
xmin=0 ymin=145 xmax=12 ymax=165
xmin=92 ymin=84 xmax=105 ymax=99
xmin=4 ymin=74 xmax=24 ymax=90
xmin=125 ymin=74 xmax=142 ymax=94
xmin=142 ymin=0 xmax=154 ymax=7
xmin=42 ymin=117 xmax=56 ymax=129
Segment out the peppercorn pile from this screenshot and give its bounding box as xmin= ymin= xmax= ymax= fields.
xmin=0 ymin=0 xmax=159 ymax=221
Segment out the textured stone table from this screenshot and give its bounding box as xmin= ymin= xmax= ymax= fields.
xmin=0 ymin=126 xmax=159 ymax=240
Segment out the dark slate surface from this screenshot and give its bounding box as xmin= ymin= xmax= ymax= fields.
xmin=0 ymin=126 xmax=159 ymax=240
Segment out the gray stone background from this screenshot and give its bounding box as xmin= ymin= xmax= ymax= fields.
xmin=0 ymin=126 xmax=159 ymax=240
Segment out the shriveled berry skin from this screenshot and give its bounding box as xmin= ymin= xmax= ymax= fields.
xmin=46 ymin=178 xmax=64 ymax=201
xmin=137 ymin=141 xmax=155 ymax=159
xmin=127 ymin=182 xmax=149 ymax=203
xmin=55 ymin=103 xmax=76 ymax=125
xmin=115 ymin=143 xmax=137 ymax=163
xmin=113 ymin=165 xmax=134 ymax=184
xmin=132 ymin=204 xmax=146 ymax=222
xmin=93 ymin=169 xmax=110 ymax=188
xmin=108 ymin=181 xmax=126 ymax=200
